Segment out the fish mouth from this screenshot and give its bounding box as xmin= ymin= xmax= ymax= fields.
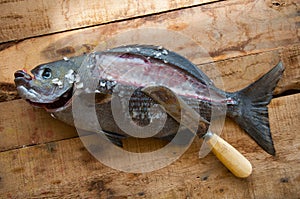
xmin=14 ymin=70 xmax=74 ymax=112
xmin=14 ymin=70 xmax=32 ymax=80
xmin=27 ymin=87 xmax=73 ymax=112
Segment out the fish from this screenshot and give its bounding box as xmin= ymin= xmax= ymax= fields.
xmin=14 ymin=45 xmax=284 ymax=155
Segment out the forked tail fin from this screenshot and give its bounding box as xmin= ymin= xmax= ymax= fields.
xmin=227 ymin=62 xmax=285 ymax=155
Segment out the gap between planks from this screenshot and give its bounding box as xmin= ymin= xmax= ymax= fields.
xmin=0 ymin=0 xmax=222 ymax=43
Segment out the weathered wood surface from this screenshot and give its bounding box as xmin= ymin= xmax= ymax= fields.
xmin=0 ymin=93 xmax=299 ymax=199
xmin=1 ymin=42 xmax=299 ymax=103
xmin=0 ymin=0 xmax=299 ymax=84
xmin=0 ymin=0 xmax=299 ymax=198
xmin=0 ymin=0 xmax=218 ymax=43
xmin=0 ymin=42 xmax=299 ymax=152
xmin=0 ymin=100 xmax=77 ymax=152
xmin=199 ymin=44 xmax=300 ymax=94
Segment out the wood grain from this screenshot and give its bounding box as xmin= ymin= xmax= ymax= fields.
xmin=0 ymin=42 xmax=300 ymax=151
xmin=0 ymin=43 xmax=298 ymax=152
xmin=0 ymin=93 xmax=299 ymax=198
xmin=0 ymin=0 xmax=299 ymax=83
xmin=0 ymin=1 xmax=299 ymax=197
xmin=1 ymin=43 xmax=298 ymax=100
xmin=0 ymin=100 xmax=77 ymax=152
xmin=198 ymin=44 xmax=300 ymax=94
xmin=0 ymin=0 xmax=219 ymax=43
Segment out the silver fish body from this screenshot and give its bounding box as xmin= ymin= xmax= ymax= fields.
xmin=14 ymin=45 xmax=284 ymax=155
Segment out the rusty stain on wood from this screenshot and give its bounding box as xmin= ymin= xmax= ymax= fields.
xmin=55 ymin=46 xmax=76 ymax=56
xmin=167 ymin=22 xmax=189 ymax=31
xmin=208 ymin=34 xmax=263 ymax=58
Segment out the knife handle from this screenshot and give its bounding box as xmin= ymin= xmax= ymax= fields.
xmin=206 ymin=133 xmax=252 ymax=178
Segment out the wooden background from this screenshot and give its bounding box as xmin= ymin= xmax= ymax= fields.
xmin=0 ymin=0 xmax=299 ymax=198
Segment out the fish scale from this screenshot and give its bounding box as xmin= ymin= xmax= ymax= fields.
xmin=14 ymin=45 xmax=284 ymax=155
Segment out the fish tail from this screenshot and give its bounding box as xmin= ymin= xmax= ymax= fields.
xmin=227 ymin=62 xmax=285 ymax=155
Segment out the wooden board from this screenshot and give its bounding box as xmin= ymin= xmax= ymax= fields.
xmin=0 ymin=43 xmax=299 ymax=152
xmin=0 ymin=93 xmax=299 ymax=198
xmin=0 ymin=0 xmax=299 ymax=84
xmin=199 ymin=44 xmax=300 ymax=94
xmin=0 ymin=100 xmax=77 ymax=152
xmin=0 ymin=0 xmax=299 ymax=198
xmin=1 ymin=43 xmax=299 ymax=104
xmin=0 ymin=0 xmax=218 ymax=43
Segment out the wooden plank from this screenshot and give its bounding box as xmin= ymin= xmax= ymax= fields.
xmin=1 ymin=43 xmax=299 ymax=152
xmin=0 ymin=100 xmax=77 ymax=152
xmin=0 ymin=82 xmax=19 ymax=102
xmin=0 ymin=0 xmax=299 ymax=83
xmin=0 ymin=93 xmax=299 ymax=198
xmin=0 ymin=0 xmax=219 ymax=43
xmin=278 ymin=44 xmax=300 ymax=93
xmin=1 ymin=43 xmax=299 ymax=100
xmin=199 ymin=44 xmax=300 ymax=94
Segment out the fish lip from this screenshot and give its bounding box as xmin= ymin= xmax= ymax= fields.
xmin=14 ymin=76 xmax=30 ymax=86
xmin=16 ymin=85 xmax=56 ymax=104
xmin=14 ymin=70 xmax=33 ymax=88
xmin=14 ymin=70 xmax=32 ymax=80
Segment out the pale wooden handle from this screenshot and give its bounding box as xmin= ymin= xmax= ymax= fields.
xmin=206 ymin=133 xmax=252 ymax=178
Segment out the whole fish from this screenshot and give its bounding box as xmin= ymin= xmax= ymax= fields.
xmin=14 ymin=45 xmax=284 ymax=155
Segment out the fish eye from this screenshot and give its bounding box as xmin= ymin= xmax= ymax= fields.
xmin=42 ymin=68 xmax=52 ymax=79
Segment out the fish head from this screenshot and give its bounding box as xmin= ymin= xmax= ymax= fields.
xmin=14 ymin=56 xmax=84 ymax=112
